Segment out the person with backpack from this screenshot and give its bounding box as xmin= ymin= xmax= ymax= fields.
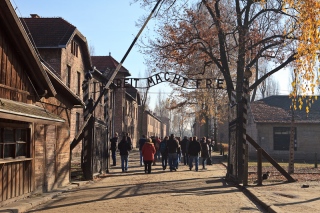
xmin=200 ymin=137 xmax=210 ymax=170
xmin=159 ymin=136 xmax=169 ymax=170
xmin=125 ymin=132 xmax=133 ymax=151
xmin=110 ymin=132 xmax=118 ymax=166
xmin=138 ymin=135 xmax=147 ymax=166
xmin=118 ymin=135 xmax=132 ymax=172
xmin=142 ymin=138 xmax=156 ymax=174
xmin=188 ymin=136 xmax=201 ymax=171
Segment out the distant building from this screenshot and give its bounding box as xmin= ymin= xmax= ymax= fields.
xmin=247 ymin=95 xmax=320 ymax=161
xmin=159 ymin=116 xmax=170 ymax=138
xmin=91 ymin=55 xmax=141 ymax=147
xmin=139 ymin=109 xmax=162 ymax=138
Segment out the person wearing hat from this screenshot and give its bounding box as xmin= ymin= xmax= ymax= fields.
xmin=142 ymin=138 xmax=156 ymax=174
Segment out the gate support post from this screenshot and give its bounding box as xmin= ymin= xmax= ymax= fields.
xmin=243 ymin=144 xmax=249 ymax=186
xmin=236 ymin=71 xmax=250 ymax=184
xmin=83 ymin=99 xmax=94 ymax=180
xmin=257 ymin=148 xmax=262 ymax=186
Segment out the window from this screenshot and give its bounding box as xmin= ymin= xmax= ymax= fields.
xmin=66 ymin=65 xmax=71 ymax=88
xmin=76 ymin=113 xmax=80 ymax=135
xmin=273 ymin=127 xmax=297 ymax=151
xmin=93 ymin=82 xmax=96 ymax=100
xmin=76 ymin=72 xmax=81 ymax=96
xmin=71 ymin=40 xmax=79 ymax=57
xmin=0 ymin=127 xmax=29 ymax=159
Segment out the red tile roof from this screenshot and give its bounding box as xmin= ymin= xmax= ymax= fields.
xmin=91 ymin=56 xmax=131 ymax=77
xmin=20 ymin=17 xmax=76 ymax=47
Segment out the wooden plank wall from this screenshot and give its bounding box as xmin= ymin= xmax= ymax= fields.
xmin=0 ymin=161 xmax=32 ymax=202
xmin=0 ymin=28 xmax=33 ymax=103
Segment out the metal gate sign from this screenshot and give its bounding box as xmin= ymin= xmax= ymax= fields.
xmin=113 ymin=72 xmax=225 ymax=89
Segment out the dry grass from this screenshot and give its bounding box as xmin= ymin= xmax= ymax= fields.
xmin=247 ymin=162 xmax=320 ymax=183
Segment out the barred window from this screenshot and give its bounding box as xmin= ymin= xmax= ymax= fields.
xmin=273 ymin=127 xmax=297 ymax=151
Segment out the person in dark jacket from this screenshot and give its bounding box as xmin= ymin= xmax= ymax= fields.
xmin=118 ymin=135 xmax=131 ymax=172
xmin=200 ymin=137 xmax=209 ymax=170
xmin=110 ymin=132 xmax=118 ymax=166
xmin=142 ymin=138 xmax=156 ymax=174
xmin=167 ymin=134 xmax=179 ymax=171
xmin=139 ymin=135 xmax=147 ymax=166
xmin=160 ymin=136 xmax=169 ymax=170
xmin=188 ymin=136 xmax=201 ymax=171
xmin=181 ymin=136 xmax=189 ymax=165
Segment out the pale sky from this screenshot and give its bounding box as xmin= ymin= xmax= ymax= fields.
xmin=11 ymin=0 xmax=170 ymax=109
xmin=10 ymin=0 xmax=290 ymax=107
xmin=11 ymin=0 xmax=149 ymax=77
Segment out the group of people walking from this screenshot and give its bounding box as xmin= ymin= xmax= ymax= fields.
xmin=110 ymin=132 xmax=214 ymax=174
xmin=139 ymin=134 xmax=214 ymax=173
xmin=110 ymin=132 xmax=133 ymax=173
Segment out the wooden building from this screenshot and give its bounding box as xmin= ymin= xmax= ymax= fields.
xmin=0 ymin=0 xmax=83 ymax=204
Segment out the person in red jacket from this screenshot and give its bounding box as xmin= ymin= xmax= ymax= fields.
xmin=142 ymin=138 xmax=156 ymax=174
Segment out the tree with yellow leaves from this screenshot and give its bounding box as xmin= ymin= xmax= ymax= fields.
xmin=136 ymin=0 xmax=319 ymax=108
xmin=135 ymin=0 xmax=320 ymax=181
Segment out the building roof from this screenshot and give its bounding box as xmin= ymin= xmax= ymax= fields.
xmin=145 ymin=110 xmax=162 ymax=122
xmin=20 ymin=15 xmax=76 ymax=48
xmin=20 ymin=15 xmax=92 ymax=70
xmin=0 ymin=98 xmax=65 ymax=124
xmin=0 ymin=0 xmax=56 ymax=97
xmin=250 ymin=95 xmax=320 ymax=123
xmin=91 ymin=55 xmax=131 ymax=77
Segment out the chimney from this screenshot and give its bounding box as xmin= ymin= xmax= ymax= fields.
xmin=109 ymin=52 xmax=111 ymax=56
xmin=30 ymin=14 xmax=40 ymax=18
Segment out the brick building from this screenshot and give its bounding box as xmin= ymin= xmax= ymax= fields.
xmin=247 ymin=95 xmax=320 ymax=161
xmin=91 ymin=55 xmax=141 ymax=147
xmin=159 ymin=116 xmax=170 ymax=138
xmin=21 ymin=14 xmax=93 ymax=156
xmin=125 ymin=86 xmax=141 ymax=147
xmin=21 ymin=14 xmax=111 ymax=177
xmin=139 ymin=109 xmax=162 ymax=138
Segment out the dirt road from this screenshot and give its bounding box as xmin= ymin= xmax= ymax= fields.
xmin=27 ymin=150 xmax=264 ymax=213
